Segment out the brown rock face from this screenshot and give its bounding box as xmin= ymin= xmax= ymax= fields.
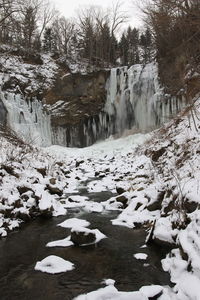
xmin=44 ymin=70 xmax=110 ymax=147
xmin=45 ymin=70 xmax=109 ymax=127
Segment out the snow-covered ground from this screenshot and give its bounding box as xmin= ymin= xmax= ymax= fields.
xmin=46 ymin=100 xmax=200 ymax=299
xmin=0 ymin=98 xmax=200 ymax=299
xmin=0 ymin=45 xmax=58 ymax=94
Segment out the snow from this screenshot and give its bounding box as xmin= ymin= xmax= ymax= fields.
xmin=73 ymin=285 xmax=148 ymax=300
xmin=38 ymin=191 xmax=53 ymax=211
xmin=46 ymin=236 xmax=73 ymax=248
xmin=134 ymin=253 xmax=148 ymax=260
xmin=102 ymin=279 xmax=116 ymax=286
xmin=34 ymin=255 xmax=74 ymax=274
xmin=153 ymin=217 xmax=177 ymax=244
xmin=58 ymin=218 xmax=90 ymax=229
xmin=46 ymin=132 xmax=150 ymax=160
xmin=140 ymin=285 xmax=163 ymax=298
xmin=84 ymin=202 xmax=104 ymax=213
xmin=73 ymin=285 xmax=171 ymax=300
xmin=0 ymin=50 xmax=200 ymax=300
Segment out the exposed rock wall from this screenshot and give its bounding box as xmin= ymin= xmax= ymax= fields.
xmin=45 ymin=70 xmax=110 ymax=147
xmin=49 ymin=63 xmax=186 ymax=148
xmin=0 ymin=47 xmax=187 ymax=148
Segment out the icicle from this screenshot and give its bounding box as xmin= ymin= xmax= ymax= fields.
xmin=1 ymin=90 xmax=52 ymax=146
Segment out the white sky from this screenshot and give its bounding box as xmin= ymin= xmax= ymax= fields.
xmin=50 ymin=0 xmax=143 ymax=30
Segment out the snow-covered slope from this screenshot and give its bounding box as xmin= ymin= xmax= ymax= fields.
xmin=47 ymin=98 xmax=200 ymax=299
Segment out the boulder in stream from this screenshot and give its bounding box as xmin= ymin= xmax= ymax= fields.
xmin=70 ymin=226 xmax=106 ymax=246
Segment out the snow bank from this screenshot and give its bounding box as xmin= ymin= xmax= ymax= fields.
xmin=73 ymin=284 xmax=168 ymax=300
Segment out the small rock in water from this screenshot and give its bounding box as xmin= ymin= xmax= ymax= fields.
xmin=70 ymin=227 xmax=106 ymax=246
xmin=116 ymin=187 xmax=126 ymax=195
xmin=39 ymin=206 xmax=53 ymax=219
xmin=71 ymin=230 xmax=96 ymax=246
xmin=116 ymin=195 xmax=128 ymax=208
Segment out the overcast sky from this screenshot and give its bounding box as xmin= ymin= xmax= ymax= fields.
xmin=50 ymin=0 xmax=143 ymax=29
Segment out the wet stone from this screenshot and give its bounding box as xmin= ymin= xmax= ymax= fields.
xmin=70 ymin=229 xmax=96 ymax=246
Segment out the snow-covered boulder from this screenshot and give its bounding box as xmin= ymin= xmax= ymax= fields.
xmin=70 ymin=226 xmax=106 ymax=246
xmin=35 ymin=255 xmax=74 ymax=274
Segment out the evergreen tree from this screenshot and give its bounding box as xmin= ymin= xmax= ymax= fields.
xmin=119 ymin=32 xmax=129 ymax=65
xmin=140 ymin=28 xmax=153 ymax=64
xmin=119 ymin=27 xmax=140 ymax=66
xmin=127 ymin=27 xmax=140 ymax=65
xmin=22 ymin=6 xmax=37 ymax=50
xmin=43 ymin=27 xmax=53 ymax=52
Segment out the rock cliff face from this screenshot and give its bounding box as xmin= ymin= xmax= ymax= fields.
xmin=0 ymin=46 xmax=109 ymax=147
xmin=45 ymin=70 xmax=109 ymax=126
xmin=45 ymin=71 xmax=110 ymax=147
xmin=44 ymin=70 xmax=109 ymax=147
xmin=0 ymin=46 xmax=186 ymax=148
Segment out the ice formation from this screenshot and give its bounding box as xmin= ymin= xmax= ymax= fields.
xmin=0 ymin=62 xmax=185 ymax=147
xmin=56 ymin=63 xmax=186 ymax=147
xmin=1 ymin=91 xmax=52 ymax=146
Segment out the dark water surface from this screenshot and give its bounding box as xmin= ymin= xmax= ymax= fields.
xmin=0 ymin=191 xmax=171 ymax=300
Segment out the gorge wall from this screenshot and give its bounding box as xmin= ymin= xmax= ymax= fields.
xmin=44 ymin=70 xmax=109 ymax=147
xmin=48 ymin=63 xmax=185 ymax=147
xmin=0 ymin=49 xmax=186 ymax=148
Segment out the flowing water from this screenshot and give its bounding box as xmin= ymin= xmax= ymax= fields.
xmin=0 ymin=190 xmax=171 ymax=300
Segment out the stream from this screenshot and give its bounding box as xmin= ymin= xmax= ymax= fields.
xmin=0 ymin=190 xmax=171 ymax=300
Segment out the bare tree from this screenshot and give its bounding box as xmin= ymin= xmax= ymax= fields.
xmin=50 ymin=16 xmax=76 ymax=56
xmin=37 ymin=0 xmax=57 ymax=39
xmin=0 ymin=0 xmax=19 ymax=25
xmin=109 ymin=0 xmax=129 ymax=37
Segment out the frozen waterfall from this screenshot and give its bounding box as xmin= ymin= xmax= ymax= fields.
xmin=1 ymin=91 xmax=52 ymax=146
xmin=1 ymin=63 xmax=185 ymax=148
xmin=63 ymin=63 xmax=185 ymax=147
xmin=103 ymin=62 xmax=184 ymax=134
